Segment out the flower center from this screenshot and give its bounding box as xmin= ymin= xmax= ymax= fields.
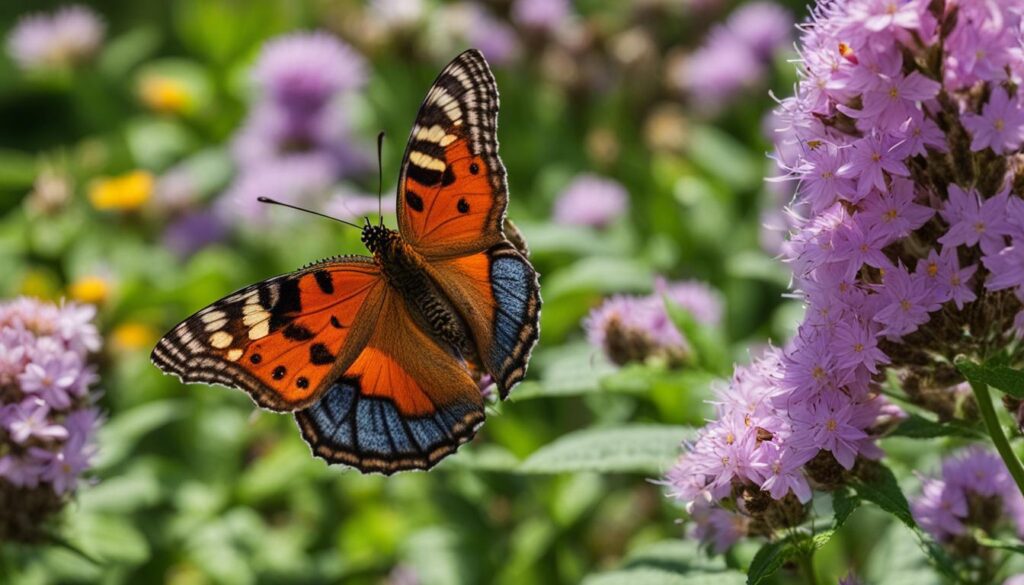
xmin=812 ymin=365 xmax=827 ymax=380
xmin=871 ymin=152 xmax=882 ymax=162
xmin=883 ymin=208 xmax=898 ymax=221
xmin=927 ymin=262 xmax=939 ymax=277
xmin=826 ymin=418 xmax=838 ymax=431
xmin=973 ymin=221 xmax=986 ymax=233
xmin=888 ymin=86 xmax=899 ymax=98
xmin=900 ymin=299 xmax=912 ymax=311
xmin=994 ymin=118 xmax=1005 ymax=131
xmin=853 ymin=342 xmax=864 ymax=353
xmin=950 ymin=274 xmax=961 ymax=286
xmin=725 ymin=432 xmax=735 ymax=445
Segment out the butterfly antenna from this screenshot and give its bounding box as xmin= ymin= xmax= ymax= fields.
xmin=256 ymin=197 xmax=363 ymax=230
xmin=376 ymin=130 xmax=385 ymax=227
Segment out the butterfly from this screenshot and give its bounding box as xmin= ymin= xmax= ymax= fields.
xmin=151 ymin=50 xmax=541 ymax=474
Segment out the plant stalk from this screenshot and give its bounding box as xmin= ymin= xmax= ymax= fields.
xmin=798 ymin=551 xmax=819 ymax=585
xmin=969 ymin=380 xmax=1024 ymax=499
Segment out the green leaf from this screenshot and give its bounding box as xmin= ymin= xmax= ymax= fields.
xmin=98 ymin=26 xmax=161 ymax=78
xmin=956 ymin=356 xmax=1024 ymax=398
xmin=584 ymin=568 xmax=742 ymax=585
xmin=832 ymin=487 xmax=861 ymax=529
xmin=851 ymin=462 xmax=915 ymax=528
xmin=94 ymin=400 xmax=185 ymax=469
xmin=582 ymin=540 xmax=744 ymax=585
xmin=686 ymin=125 xmax=760 ymax=191
xmin=746 ymin=538 xmax=797 ymax=585
xmin=519 ymin=424 xmax=693 ymax=474
xmin=510 ymin=343 xmax=617 ymax=401
xmin=888 ymin=413 xmax=983 ymax=439
xmin=543 ymin=257 xmax=654 ymax=299
xmin=62 ymin=513 xmax=150 ymax=565
xmin=0 ymin=148 xmax=37 ymax=189
xmin=664 ymin=298 xmax=729 ymax=375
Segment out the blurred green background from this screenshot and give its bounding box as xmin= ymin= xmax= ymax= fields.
xmin=0 ymin=0 xmax=837 ymax=583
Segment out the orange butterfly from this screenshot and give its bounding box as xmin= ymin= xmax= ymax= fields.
xmin=151 ymin=50 xmax=541 ymax=474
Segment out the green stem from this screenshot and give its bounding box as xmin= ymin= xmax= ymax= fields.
xmin=798 ymin=551 xmax=819 ymax=585
xmin=969 ymin=380 xmax=1024 ymax=499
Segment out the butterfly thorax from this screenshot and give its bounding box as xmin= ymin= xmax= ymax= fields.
xmin=364 ymin=225 xmax=475 ymax=359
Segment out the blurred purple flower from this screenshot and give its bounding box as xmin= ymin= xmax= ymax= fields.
xmin=163 ymin=211 xmax=228 ymax=259
xmin=553 ymin=174 xmax=628 ymax=228
xmin=584 ymin=278 xmax=722 ymax=366
xmin=325 ymin=186 xmax=396 ymax=223
xmin=466 ymin=5 xmax=521 ymax=65
xmin=913 ymin=448 xmax=1024 ymax=542
xmin=252 ymin=31 xmax=367 ymax=114
xmin=6 ymin=5 xmax=104 ymax=70
xmin=223 ymin=32 xmax=371 ymax=225
xmin=727 ymin=2 xmax=794 ymax=60
xmin=511 ymin=0 xmax=572 ymax=32
xmin=220 ymin=154 xmax=336 ymax=223
xmin=673 ymin=2 xmax=793 ymax=109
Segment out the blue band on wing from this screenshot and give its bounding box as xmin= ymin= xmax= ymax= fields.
xmin=486 ymin=249 xmax=540 ymax=397
xmin=295 ymin=379 xmax=483 ymax=474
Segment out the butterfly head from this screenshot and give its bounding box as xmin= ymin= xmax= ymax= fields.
xmin=360 ymin=223 xmax=393 ymax=254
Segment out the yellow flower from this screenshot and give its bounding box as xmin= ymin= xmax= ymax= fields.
xmin=88 ymin=170 xmax=153 ymax=211
xmin=68 ymin=275 xmax=110 ymax=304
xmin=112 ymin=322 xmax=157 ymax=351
xmin=138 ymin=75 xmax=193 ymax=115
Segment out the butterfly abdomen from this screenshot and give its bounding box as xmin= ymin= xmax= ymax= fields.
xmin=375 ymin=232 xmax=473 ymax=357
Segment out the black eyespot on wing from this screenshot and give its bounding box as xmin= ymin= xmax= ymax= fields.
xmin=310 ymin=343 xmax=335 ymax=366
xmin=283 ymin=324 xmax=314 ymax=341
xmin=457 ymin=198 xmax=470 ymax=214
xmin=405 ymin=190 xmax=424 ymax=212
xmin=330 ymin=316 xmax=344 ymax=329
xmin=297 ymin=377 xmax=309 ymax=389
xmin=469 ymin=162 xmax=480 ymax=175
xmin=250 ymin=353 xmax=262 ymax=364
xmin=272 ymin=366 xmax=287 ymax=380
xmin=313 ymin=270 xmax=334 ymax=295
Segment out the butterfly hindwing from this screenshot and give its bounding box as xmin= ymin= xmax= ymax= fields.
xmin=398 ymin=49 xmax=507 ymax=258
xmin=426 ymin=241 xmax=541 ymax=398
xmin=295 ymin=290 xmax=485 ymax=474
xmin=151 ymin=258 xmax=386 ymax=412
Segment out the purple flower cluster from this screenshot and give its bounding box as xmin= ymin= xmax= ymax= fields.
xmin=221 ymin=32 xmax=370 ymax=223
xmin=668 ymin=0 xmax=1024 ymax=551
xmin=584 ymin=278 xmax=722 ymax=366
xmin=0 ymin=297 xmax=101 ymax=540
xmin=912 ymin=448 xmax=1024 ymax=543
xmin=553 ymin=173 xmax=629 ymax=228
xmin=6 ymin=5 xmax=104 ymax=71
xmin=672 ymin=2 xmax=793 ymax=110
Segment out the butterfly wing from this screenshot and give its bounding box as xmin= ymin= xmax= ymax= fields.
xmin=294 ymin=289 xmax=485 ymax=474
xmin=151 ymin=257 xmax=387 ymax=412
xmin=425 ymin=242 xmax=541 ymax=398
xmin=397 ymin=49 xmax=507 ymax=258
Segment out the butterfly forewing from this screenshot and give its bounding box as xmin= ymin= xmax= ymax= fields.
xmin=151 ymin=258 xmax=385 ymax=411
xmin=397 ymin=49 xmax=508 ymax=258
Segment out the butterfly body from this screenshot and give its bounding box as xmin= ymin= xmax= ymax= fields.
xmin=363 ymin=224 xmax=475 ymax=359
xmin=152 ymin=50 xmax=541 ymax=474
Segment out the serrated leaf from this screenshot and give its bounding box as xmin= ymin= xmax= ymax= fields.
xmin=956 ymin=357 xmax=1024 ymax=398
xmin=851 ymin=463 xmax=915 ymax=528
xmin=519 ymin=425 xmax=693 ymax=474
xmin=746 ymin=538 xmax=795 ymax=585
xmin=583 ymin=540 xmax=745 ymax=585
xmin=832 ymin=487 xmax=861 ymax=528
xmin=888 ymin=413 xmax=983 ymax=439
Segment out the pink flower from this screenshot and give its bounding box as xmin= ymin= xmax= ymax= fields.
xmin=962 ymin=87 xmax=1024 ymax=154
xmin=788 ymin=391 xmax=869 ymax=470
xmin=939 ymin=185 xmax=1013 ymax=255
xmin=857 ymin=178 xmax=934 ymax=239
xmin=872 ymin=264 xmax=938 ymax=338
xmin=840 ymin=71 xmax=940 ymax=131
xmin=837 ymin=132 xmax=910 ymax=199
xmin=3 ymin=398 xmax=68 ymax=443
